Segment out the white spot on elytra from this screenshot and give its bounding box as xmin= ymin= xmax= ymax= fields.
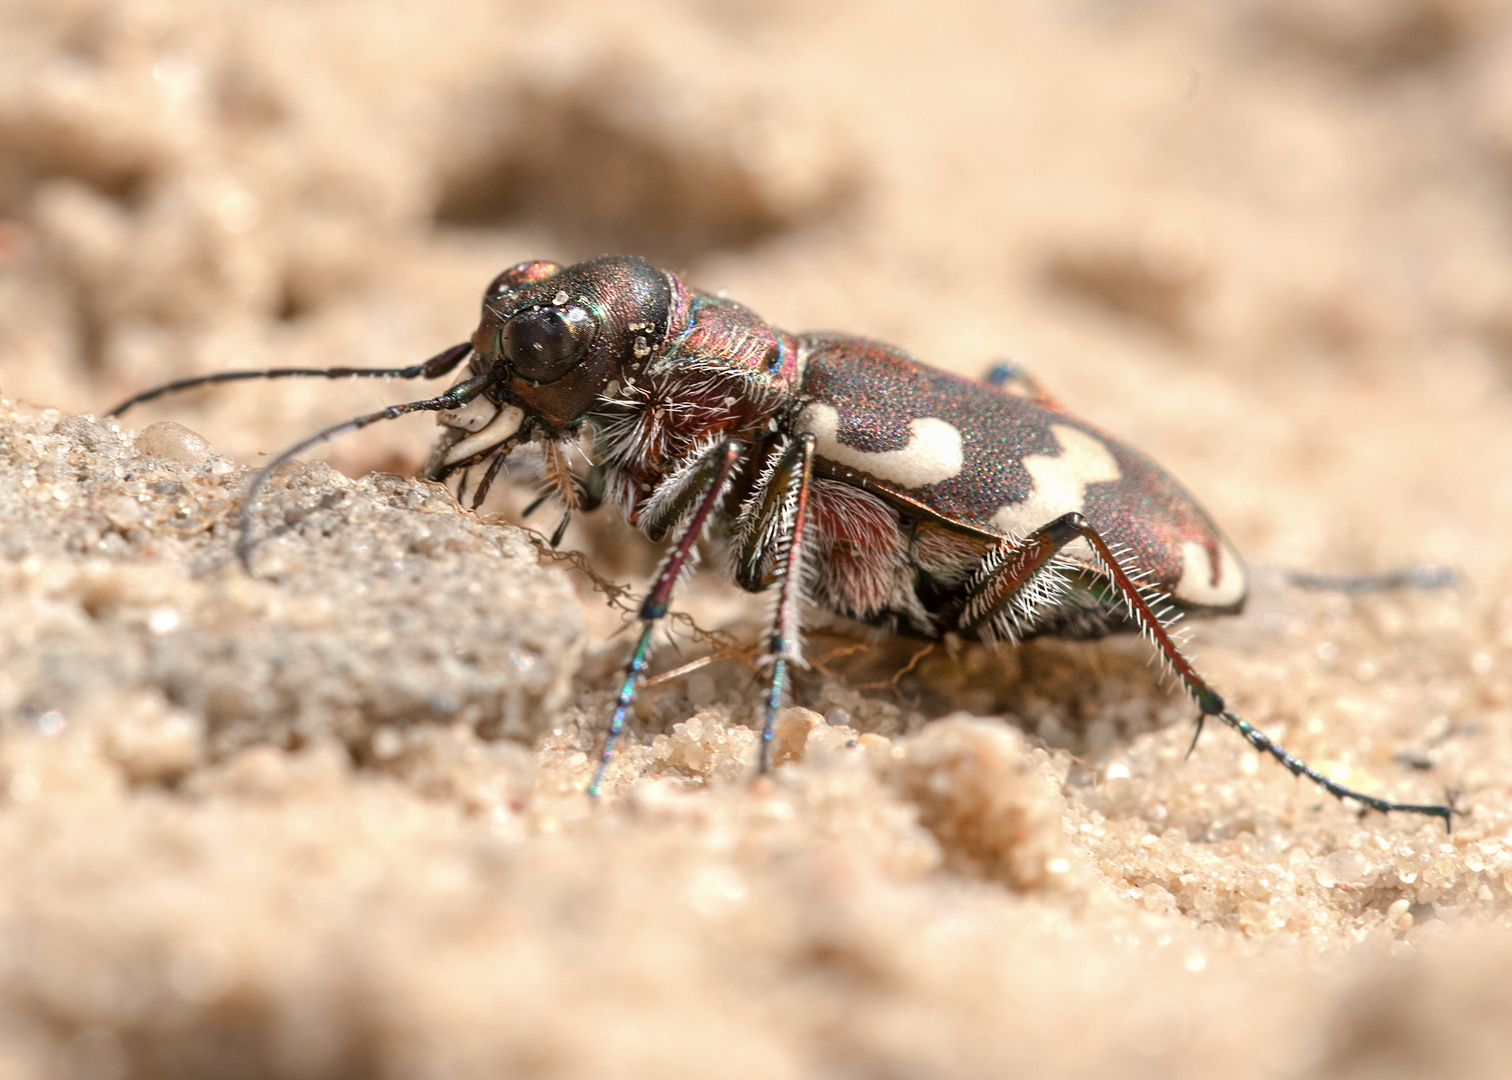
xmin=799 ymin=403 xmax=963 ymax=489
xmin=442 ymin=404 xmax=525 ymax=464
xmin=990 ymin=424 xmax=1121 ymax=550
xmin=1174 ymin=538 xmax=1246 ymax=607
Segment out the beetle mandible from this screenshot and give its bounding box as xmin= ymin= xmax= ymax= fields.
xmin=108 ymin=255 xmax=1452 ymax=824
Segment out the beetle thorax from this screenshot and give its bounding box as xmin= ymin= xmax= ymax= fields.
xmin=586 ymin=281 xmax=802 ymax=521
xmin=589 ymin=367 xmax=790 ymax=520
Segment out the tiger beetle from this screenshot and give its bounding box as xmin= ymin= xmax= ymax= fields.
xmin=108 ymin=255 xmax=1453 ymax=825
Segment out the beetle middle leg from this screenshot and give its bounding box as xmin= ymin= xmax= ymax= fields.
xmin=957 ymin=512 xmax=1452 ymax=825
xmin=728 ymin=434 xmax=818 ymax=773
xmin=589 ymin=435 xmax=824 ymax=794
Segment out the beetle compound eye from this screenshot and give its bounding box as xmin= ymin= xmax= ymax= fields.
xmin=501 ymin=306 xmax=595 ymax=383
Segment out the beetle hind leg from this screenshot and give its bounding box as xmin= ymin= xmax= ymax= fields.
xmin=1213 ymin=709 xmax=1453 ymax=827
xmin=957 ymin=512 xmax=1453 ymax=827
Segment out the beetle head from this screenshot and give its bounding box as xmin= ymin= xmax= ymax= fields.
xmin=471 ymin=255 xmax=672 ymax=431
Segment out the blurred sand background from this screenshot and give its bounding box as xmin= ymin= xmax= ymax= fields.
xmin=4 ymin=0 xmax=1512 ymax=1077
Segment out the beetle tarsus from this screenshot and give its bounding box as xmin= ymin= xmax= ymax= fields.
xmin=1216 ymin=710 xmax=1452 ymax=829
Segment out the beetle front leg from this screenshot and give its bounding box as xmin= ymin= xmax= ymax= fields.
xmin=588 ymin=440 xmax=745 ymax=798
xmin=959 ymin=512 xmax=1453 ymax=826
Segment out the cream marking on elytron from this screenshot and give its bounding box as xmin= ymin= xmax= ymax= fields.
xmin=1174 ymin=538 xmax=1246 ymax=607
xmin=990 ymin=423 xmax=1121 ymax=555
xmin=440 ymin=401 xmax=525 ymax=465
xmin=797 ymin=402 xmax=964 ymax=489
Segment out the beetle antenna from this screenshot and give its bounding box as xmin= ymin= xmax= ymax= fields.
xmin=237 ymin=369 xmax=498 ymax=573
xmin=106 ymin=343 xmax=473 ymax=418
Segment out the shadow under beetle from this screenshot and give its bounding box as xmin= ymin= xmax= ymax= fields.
xmin=109 ymin=255 xmax=1452 ymax=824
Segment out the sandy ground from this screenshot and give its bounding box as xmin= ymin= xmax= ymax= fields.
xmin=4 ymin=0 xmax=1512 ymax=1077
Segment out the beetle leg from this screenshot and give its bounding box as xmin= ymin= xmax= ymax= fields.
xmin=982 ymin=359 xmax=1061 ymax=410
xmin=1286 ymin=565 xmax=1458 ymax=593
xmin=728 ymin=434 xmax=817 ymax=773
xmin=729 ymin=437 xmax=801 ymax=592
xmin=637 ymin=438 xmax=746 ymax=543
xmin=960 ymin=512 xmax=1452 ymax=826
xmin=588 ymin=440 xmax=745 ymax=798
